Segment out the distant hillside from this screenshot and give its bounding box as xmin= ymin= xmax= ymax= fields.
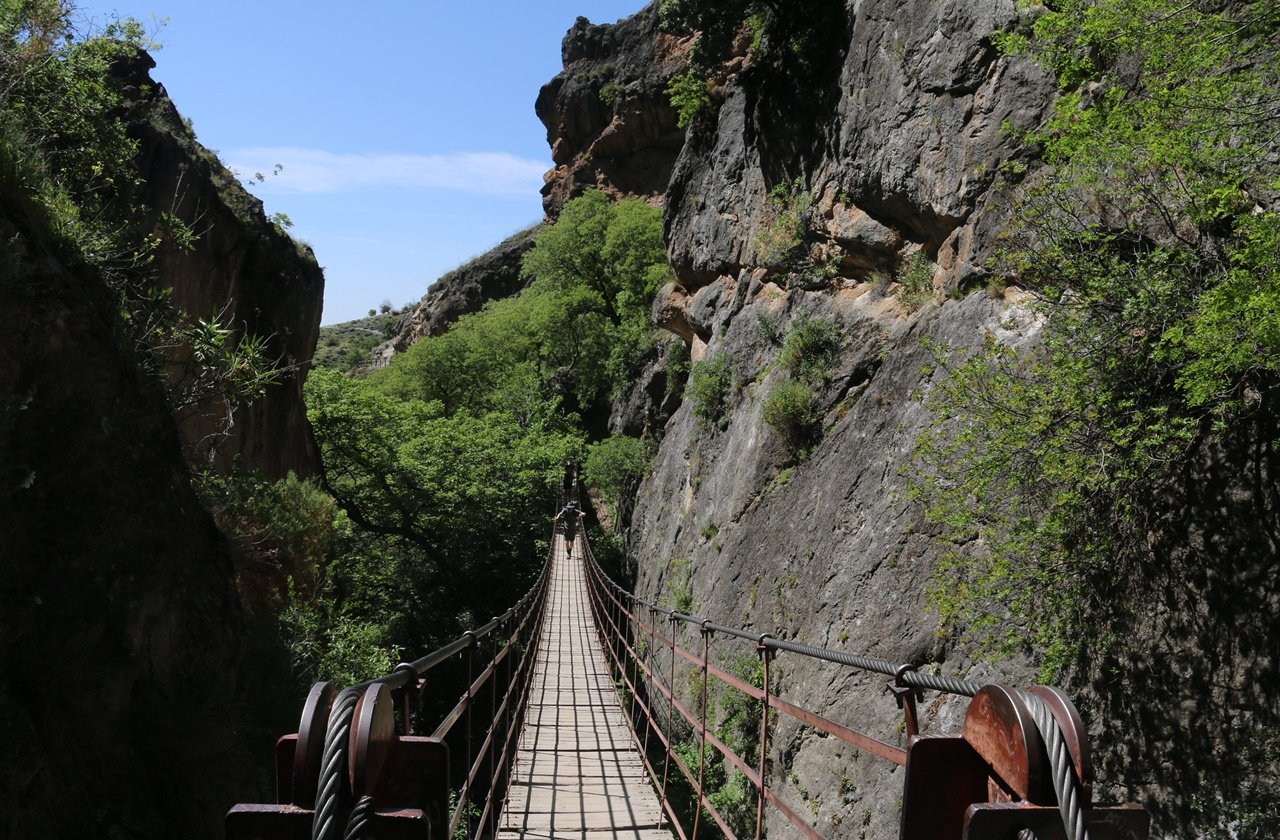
xmin=314 ymin=309 xmax=407 ymax=373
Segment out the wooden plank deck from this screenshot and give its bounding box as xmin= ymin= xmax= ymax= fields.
xmin=497 ymin=532 xmax=673 ymax=840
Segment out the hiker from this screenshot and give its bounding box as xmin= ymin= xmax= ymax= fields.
xmin=555 ymin=501 xmax=581 ymax=554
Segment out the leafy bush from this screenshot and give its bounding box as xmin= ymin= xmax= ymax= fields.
xmin=894 ymin=252 xmax=934 ymax=313
xmin=762 ymin=379 xmax=818 ymax=446
xmin=778 ymin=315 xmax=840 ymax=382
xmin=663 ymin=555 xmax=693 ymax=613
xmin=598 ymin=80 xmax=625 ymax=104
xmin=687 ymin=354 xmax=733 ymax=426
xmin=666 ymin=69 xmax=710 ymax=128
xmin=754 ymin=178 xmax=811 ymax=265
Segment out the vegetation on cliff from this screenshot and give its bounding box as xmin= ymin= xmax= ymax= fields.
xmin=912 ymin=6 xmax=1279 ymax=826
xmin=0 ymin=1 xmax=293 ymax=467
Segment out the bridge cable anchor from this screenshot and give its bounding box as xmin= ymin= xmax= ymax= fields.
xmin=889 ymin=663 xmax=921 ymax=740
xmin=391 ymin=662 xmax=421 ymax=736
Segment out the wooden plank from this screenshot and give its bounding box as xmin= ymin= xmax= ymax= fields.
xmin=497 ymin=534 xmax=674 ymax=840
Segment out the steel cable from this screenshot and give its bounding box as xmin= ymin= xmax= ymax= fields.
xmin=342 ymin=795 xmax=375 ymax=840
xmin=592 ymin=558 xmax=982 ymax=698
xmin=311 ymin=687 xmax=361 ymax=840
xmin=1017 ymin=690 xmax=1089 ymax=840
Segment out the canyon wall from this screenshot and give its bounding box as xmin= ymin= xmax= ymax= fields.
xmin=536 ymin=2 xmax=1276 ymax=837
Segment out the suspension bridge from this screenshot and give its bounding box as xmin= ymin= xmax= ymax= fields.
xmin=226 ymin=495 xmax=1151 ymax=840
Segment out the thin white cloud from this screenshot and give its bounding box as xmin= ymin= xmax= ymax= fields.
xmin=225 ymin=147 xmax=549 ymax=196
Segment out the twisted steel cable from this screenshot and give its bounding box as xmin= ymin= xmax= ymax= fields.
xmin=342 ymin=795 xmax=375 ymax=840
xmin=311 ymin=687 xmax=361 ymax=840
xmin=1017 ymin=690 xmax=1090 ymax=840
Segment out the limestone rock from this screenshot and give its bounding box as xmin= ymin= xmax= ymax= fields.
xmin=536 ymin=3 xmax=690 ymax=216
xmin=376 ymin=226 xmax=539 ymax=363
xmin=117 ymin=51 xmax=326 ymax=479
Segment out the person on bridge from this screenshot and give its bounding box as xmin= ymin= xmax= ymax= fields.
xmin=555 ymin=501 xmax=581 ymax=555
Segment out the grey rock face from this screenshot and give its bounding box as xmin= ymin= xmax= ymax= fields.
xmin=624 ymin=2 xmax=1062 ymax=837
xmin=632 ymin=286 xmax=1029 ymax=840
xmin=536 ymin=3 xmax=689 ymax=216
xmin=121 ymin=52 xmax=326 ymax=480
xmin=664 ymin=0 xmax=1052 ymax=294
xmin=618 ymin=1 xmax=1278 ymax=835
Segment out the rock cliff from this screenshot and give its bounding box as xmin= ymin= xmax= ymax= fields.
xmin=568 ymin=1 xmax=1277 ymax=837
xmin=0 ymin=197 xmax=252 ymax=839
xmin=118 ymin=50 xmax=325 ymax=479
xmin=0 ymin=49 xmax=325 ymax=839
xmin=536 ymin=6 xmax=689 ymax=215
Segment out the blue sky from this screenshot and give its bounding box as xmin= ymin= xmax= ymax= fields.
xmin=72 ymin=0 xmax=647 ymax=324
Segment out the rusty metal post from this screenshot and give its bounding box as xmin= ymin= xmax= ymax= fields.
xmin=463 ymin=629 xmax=477 ymax=840
xmin=625 ymin=596 xmax=638 ymax=724
xmin=659 ymin=613 xmax=678 ymax=821
xmin=890 ymin=663 xmax=921 ymax=740
xmin=755 ymin=636 xmax=774 ymax=840
xmin=393 ymin=663 xmax=418 ymax=736
xmin=693 ymin=621 xmax=713 ymax=840
xmin=643 ymin=605 xmax=657 ymax=763
xmin=487 ymin=618 xmax=501 ymax=839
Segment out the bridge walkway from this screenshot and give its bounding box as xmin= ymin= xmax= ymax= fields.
xmin=497 ymin=530 xmax=672 ymax=840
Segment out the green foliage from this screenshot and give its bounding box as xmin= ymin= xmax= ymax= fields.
xmin=584 ymin=435 xmax=651 ymax=522
xmin=667 ymin=654 xmax=766 ymax=839
xmin=521 ymin=189 xmax=668 ymax=328
xmin=761 ymin=379 xmax=818 ymax=448
xmin=664 ymin=555 xmax=693 ymax=613
xmin=372 ymin=281 xmax=613 ymax=419
xmin=306 ymin=368 xmax=582 ymax=651
xmin=196 ymin=468 xmax=338 ymax=604
xmin=778 ymin=315 xmax=840 ymax=383
xmin=268 ymin=211 xmax=293 ymax=233
xmin=893 ymin=252 xmax=934 ymax=313
xmin=1191 ymin=726 xmax=1280 ymax=840
xmin=666 ymin=69 xmax=710 ymax=128
xmin=0 ymin=2 xmax=148 ymax=278
xmin=194 ymin=465 xmax=398 ymax=685
xmin=598 ymin=80 xmax=625 ymax=105
xmin=754 ymin=178 xmax=811 ymax=265
xmin=913 ymin=0 xmax=1280 ymax=679
xmin=281 ymin=576 xmax=401 ymax=688
xmin=687 ymin=354 xmax=734 ymax=427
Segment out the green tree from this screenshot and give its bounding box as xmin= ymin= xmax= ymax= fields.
xmin=584 ymin=435 xmax=651 ymax=522
xmin=371 ymin=282 xmax=613 ymax=419
xmin=522 ymin=188 xmax=669 ymax=328
xmin=307 ymin=369 xmax=583 ymax=646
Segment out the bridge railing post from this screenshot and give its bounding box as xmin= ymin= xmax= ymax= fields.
xmin=755 ymin=636 xmax=773 ymax=840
